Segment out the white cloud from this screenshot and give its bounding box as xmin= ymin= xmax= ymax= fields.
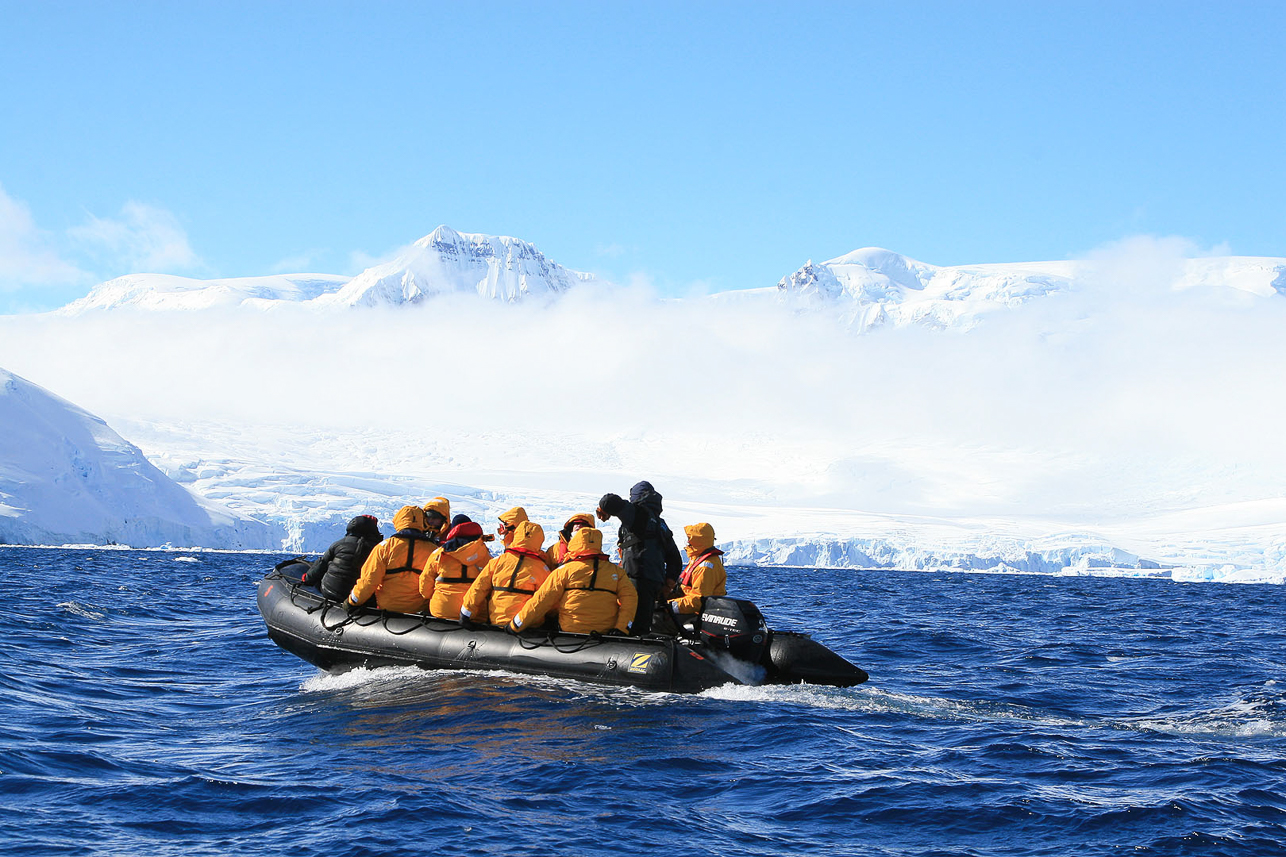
xmin=0 ymin=183 xmax=90 ymax=290
xmin=68 ymin=201 xmax=201 ymax=274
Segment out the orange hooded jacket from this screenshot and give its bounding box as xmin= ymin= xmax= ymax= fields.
xmin=460 ymin=521 xmax=552 ymax=626
xmin=348 ymin=505 xmax=435 ymax=613
xmin=510 ymin=527 xmax=638 ymax=634
xmin=670 ymin=522 xmax=727 ymax=614
xmin=549 ymin=512 xmax=596 ymax=567
xmin=421 ymin=519 xmax=492 ymax=618
xmin=498 ymin=506 xmax=557 ymax=567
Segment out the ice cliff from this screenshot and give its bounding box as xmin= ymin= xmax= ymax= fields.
xmin=0 ymin=368 xmax=273 ymax=548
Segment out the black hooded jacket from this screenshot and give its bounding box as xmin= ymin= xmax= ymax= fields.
xmin=598 ymin=481 xmax=683 ymax=586
xmin=304 ymin=515 xmax=384 ymax=601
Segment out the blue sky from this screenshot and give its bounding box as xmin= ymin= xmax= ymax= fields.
xmin=1 ymin=0 xmax=1283 ymax=312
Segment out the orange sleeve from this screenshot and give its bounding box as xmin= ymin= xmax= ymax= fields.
xmin=512 ymin=568 xmax=567 ymax=631
xmin=615 ymin=572 xmax=639 ymax=632
xmin=460 ymin=560 xmax=496 ymax=621
xmin=419 ymin=549 xmax=443 ymax=601
xmin=670 ymin=562 xmax=718 ymax=613
xmin=349 ymin=542 xmax=388 ymax=606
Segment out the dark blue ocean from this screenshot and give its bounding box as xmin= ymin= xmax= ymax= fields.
xmin=4 ymin=547 xmax=1285 ymax=856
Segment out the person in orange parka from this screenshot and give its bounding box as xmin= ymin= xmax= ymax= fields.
xmin=669 ymin=522 xmax=727 ymax=617
xmin=497 ymin=506 xmax=557 ymax=567
xmin=459 ymin=520 xmax=552 ymax=628
xmin=421 ymin=515 xmax=492 ymax=618
xmin=422 ymin=496 xmax=451 ymax=542
xmin=347 ymin=505 xmax=436 ymax=613
xmin=509 ymin=527 xmax=638 ymax=635
xmin=548 ymin=512 xmax=596 ymax=567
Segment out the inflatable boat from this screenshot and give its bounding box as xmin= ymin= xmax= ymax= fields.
xmin=257 ymin=561 xmax=869 ymax=693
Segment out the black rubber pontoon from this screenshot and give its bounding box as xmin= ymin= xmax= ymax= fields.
xmin=257 ymin=564 xmax=868 ymax=693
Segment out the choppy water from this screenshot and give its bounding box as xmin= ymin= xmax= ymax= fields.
xmin=3 ymin=547 xmax=1285 ymax=856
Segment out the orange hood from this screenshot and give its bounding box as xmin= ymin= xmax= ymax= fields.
xmin=394 ymin=505 xmax=428 ymax=532
xmin=568 ymin=526 xmax=606 ymax=558
xmin=684 ymin=522 xmax=716 ymax=556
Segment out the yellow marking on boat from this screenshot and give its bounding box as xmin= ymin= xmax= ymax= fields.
xmin=628 ymin=653 xmax=653 ymax=673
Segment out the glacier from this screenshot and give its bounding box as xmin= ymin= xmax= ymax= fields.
xmin=0 ymin=368 xmax=272 ymax=549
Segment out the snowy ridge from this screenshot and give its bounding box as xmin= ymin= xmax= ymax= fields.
xmin=320 ymin=225 xmax=597 ymax=306
xmin=775 ymin=248 xmax=1286 ymax=331
xmin=776 ymin=248 xmax=1077 ymax=331
xmin=60 ymin=272 xmax=349 ymax=314
xmin=0 ymin=368 xmax=272 ymax=548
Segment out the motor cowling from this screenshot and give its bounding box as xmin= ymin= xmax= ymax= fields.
xmin=698 ymin=596 xmax=768 ymax=664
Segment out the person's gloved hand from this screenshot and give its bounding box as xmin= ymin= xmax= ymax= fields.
xmin=460 ymin=615 xmax=477 ymax=631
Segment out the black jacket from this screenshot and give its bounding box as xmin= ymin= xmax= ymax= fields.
xmin=598 ymin=481 xmax=682 ymax=586
xmin=304 ymin=515 xmax=384 ymax=601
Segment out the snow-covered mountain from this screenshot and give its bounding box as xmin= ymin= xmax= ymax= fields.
xmin=775 ymin=248 xmax=1077 ymax=331
xmin=57 ymin=226 xmax=598 ymax=313
xmin=0 ymin=368 xmax=273 ymax=548
xmin=60 ymin=273 xmax=350 ymax=314
xmin=774 ymin=248 xmax=1286 ymax=331
xmin=320 ymin=225 xmax=598 ymax=306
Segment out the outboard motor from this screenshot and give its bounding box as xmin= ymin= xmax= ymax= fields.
xmin=699 ymin=597 xmax=768 ymax=664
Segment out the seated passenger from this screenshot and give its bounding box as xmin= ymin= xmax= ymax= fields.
xmin=422 ymin=497 xmax=451 ymax=543
xmin=509 ymin=527 xmax=638 ymax=635
xmin=460 ymin=521 xmax=551 ymax=628
xmin=669 ymin=522 xmax=727 ymax=618
xmin=549 ymin=512 xmax=595 ymax=566
xmin=421 ymin=514 xmax=492 ymax=618
xmin=347 ymin=505 xmax=435 ymax=613
xmin=303 ymin=514 xmax=383 ymax=602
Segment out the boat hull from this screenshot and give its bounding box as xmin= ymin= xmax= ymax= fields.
xmin=257 ymin=568 xmax=868 ymax=693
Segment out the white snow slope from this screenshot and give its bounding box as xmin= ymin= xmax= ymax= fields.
xmin=2 ymin=230 xmax=1285 ymax=584
xmin=58 ymin=226 xmax=597 ymax=315
xmin=0 ymin=368 xmax=273 ymax=549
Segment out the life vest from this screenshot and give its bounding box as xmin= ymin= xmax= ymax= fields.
xmin=493 ymin=549 xmax=550 ymax=595
xmin=680 ymin=548 xmax=724 ymax=588
xmin=566 ymin=555 xmax=623 ymax=593
xmin=385 ymin=533 xmax=435 ymax=575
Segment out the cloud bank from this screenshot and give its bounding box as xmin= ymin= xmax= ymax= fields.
xmin=1 ymin=236 xmax=1282 ymax=525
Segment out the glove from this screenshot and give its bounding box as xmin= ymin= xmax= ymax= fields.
xmin=344 ymin=599 xmax=361 ymax=614
xmin=610 ymin=628 xmax=629 ymax=637
xmin=460 ymin=615 xmax=477 ymax=631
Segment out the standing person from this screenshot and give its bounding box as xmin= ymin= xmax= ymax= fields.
xmin=669 ymin=522 xmax=727 ymax=618
xmin=422 ymin=514 xmax=492 ymax=618
xmin=302 ymin=514 xmax=384 ymax=602
xmin=460 ymin=521 xmax=551 ymax=628
xmin=509 ymin=527 xmax=637 ymax=635
xmin=596 ymin=481 xmax=682 ymax=634
xmin=548 ymin=512 xmax=595 ymax=566
xmin=347 ymin=505 xmax=435 ymax=613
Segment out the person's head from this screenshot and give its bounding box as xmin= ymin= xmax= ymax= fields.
xmin=346 ymin=514 xmax=381 ymax=541
xmin=443 ymin=515 xmax=484 ymax=548
xmin=684 ymin=522 xmax=716 ymax=555
xmin=497 ymin=506 xmax=529 ymax=546
xmin=393 ymin=505 xmax=429 ymax=533
xmin=568 ymin=526 xmax=605 ymax=559
xmin=560 ymin=512 xmax=596 ymax=543
xmin=511 ymin=521 xmax=545 ymax=553
xmin=629 ymin=480 xmax=663 ymax=514
xmin=423 ymin=497 xmax=451 ymax=537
